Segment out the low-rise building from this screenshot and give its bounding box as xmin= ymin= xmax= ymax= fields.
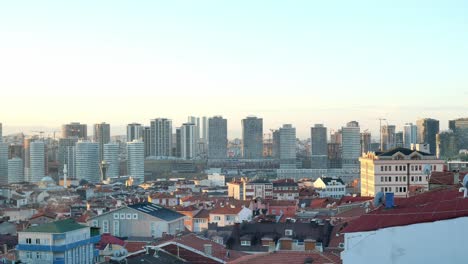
xmin=227 ymin=180 xmax=244 ymax=200
xmin=87 ymin=202 xmax=185 ymax=239
xmin=272 ymin=179 xmax=299 ymax=200
xmin=209 ymin=205 xmax=252 ymax=227
xmin=313 ymin=177 xmax=346 ymax=198
xmin=16 ymin=219 xmax=100 ymax=264
xmin=244 ymin=179 xmax=273 ymax=200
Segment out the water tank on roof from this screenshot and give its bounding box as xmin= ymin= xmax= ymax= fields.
xmin=385 ymin=192 xmax=394 ymax=209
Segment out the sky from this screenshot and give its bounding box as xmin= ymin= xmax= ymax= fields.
xmin=0 ymin=1 xmax=467 ymax=138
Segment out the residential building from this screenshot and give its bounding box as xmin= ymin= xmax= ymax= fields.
xmin=75 ymin=141 xmax=100 ymax=183
xmin=278 ymin=124 xmax=296 ymax=169
xmin=242 ymin=116 xmax=263 ymax=159
xmin=342 ymin=188 xmax=468 ymax=264
xmin=127 ymin=140 xmax=145 ymax=183
xmin=267 ymin=200 xmax=297 ymax=218
xmin=58 ymin=137 xmax=78 ymax=176
xmin=341 ymin=121 xmax=360 ymax=173
xmin=360 ymin=131 xmax=371 ymax=156
xmin=103 ymin=143 xmax=119 ymax=178
xmin=436 ymin=131 xmax=458 ymax=159
xmin=16 ymin=219 xmax=100 ymax=264
xmin=395 ymin=131 xmax=404 ymax=148
xmin=403 ymin=123 xmax=418 ymax=148
xmin=30 ymin=141 xmax=45 ymax=183
xmin=150 ymin=118 xmax=172 ymax=157
xmin=417 ymin=118 xmax=439 ymax=154
xmin=87 ymin=203 xmax=185 ymax=238
xmin=62 ymin=122 xmax=87 ymax=139
xmin=209 ymin=205 xmax=252 ymax=227
xmin=208 ymin=116 xmax=228 ymax=159
xmin=227 ymin=180 xmax=245 ymax=200
xmin=272 ymin=179 xmax=299 ymax=200
xmin=244 ymin=179 xmax=273 ymax=200
xmin=126 ymin=123 xmax=143 ymax=142
xmin=313 ymin=177 xmax=346 ymax=198
xmin=93 ymin=122 xmax=110 ymax=162
xmin=360 ymin=147 xmax=444 ymax=198
xmin=380 ymin=125 xmax=396 ymax=151
xmin=181 ymin=123 xmax=198 ymax=160
xmin=8 ymin=157 xmax=24 ymax=183
xmin=192 ymin=209 xmax=210 ymax=233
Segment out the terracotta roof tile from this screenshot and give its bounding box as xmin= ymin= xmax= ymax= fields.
xmin=228 ymin=250 xmax=341 ymax=264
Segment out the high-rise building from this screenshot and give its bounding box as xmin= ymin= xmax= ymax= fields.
xmin=0 ymin=142 xmax=8 ymax=185
xmin=342 ymin=121 xmax=361 ymax=172
xmin=30 ymin=141 xmax=45 ymax=182
xmin=127 ymin=140 xmax=145 ymax=183
xmin=311 ymin=124 xmax=327 ymax=169
xmin=436 ymin=131 xmax=458 ymax=159
xmin=360 ymin=131 xmax=371 ymax=154
xmin=242 ymin=116 xmax=263 ymax=159
xmin=93 ymin=122 xmax=111 ymax=162
xmin=174 ymin=128 xmax=182 ymax=158
xmin=0 ymin=123 xmax=2 ymax=142
xmin=143 ymin=126 xmax=151 ymax=157
xmin=403 ymin=123 xmax=418 ymax=148
xmin=181 ymin=123 xmax=198 ymax=160
xmin=417 ymin=118 xmax=440 ymax=154
xmin=58 ymin=137 xmax=78 ymax=175
xmin=208 ymin=116 xmax=227 ymax=159
xmin=103 ymin=143 xmax=120 ymax=178
xmin=150 ymin=118 xmax=172 ymax=157
xmin=272 ymin=129 xmax=280 ymax=159
xmin=380 ymin=125 xmax=396 ymax=151
xmin=330 ymin=130 xmax=342 ymax=144
xmin=395 ymin=131 xmax=404 ymax=148
xmin=279 ymin=124 xmax=296 ymax=169
xmin=201 ymin=116 xmax=209 ymax=144
xmin=127 ymin=123 xmax=143 ymax=142
xmin=449 ymin=118 xmax=468 ymax=150
xmin=62 ymin=122 xmax=87 ymax=139
xmin=8 ymin=157 xmax=23 ymax=183
xmin=8 ymin=144 xmax=23 ymax=159
xmin=328 ymin=143 xmax=342 ymax=169
xmin=75 ymin=141 xmax=100 ymax=183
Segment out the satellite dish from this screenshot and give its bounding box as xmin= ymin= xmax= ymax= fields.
xmin=374 ymin=192 xmax=384 ymax=207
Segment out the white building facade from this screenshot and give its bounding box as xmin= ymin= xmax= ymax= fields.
xmin=30 ymin=141 xmax=45 ymax=183
xmin=8 ymin=157 xmax=24 ymax=183
xmin=103 ymin=143 xmax=120 ymax=178
xmin=127 ymin=140 xmax=145 ymax=183
xmin=75 ymin=141 xmax=100 ymax=183
xmin=313 ymin=177 xmax=346 ymax=198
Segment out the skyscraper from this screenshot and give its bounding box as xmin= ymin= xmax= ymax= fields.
xmin=127 ymin=140 xmax=145 ymax=183
xmin=279 ymin=124 xmax=296 ymax=169
xmin=75 ymin=141 xmax=100 ymax=183
xmin=142 ymin=126 xmax=151 ymax=157
xmin=174 ymin=127 xmax=182 ymax=158
xmin=342 ymin=121 xmax=360 ymax=172
xmin=272 ymin=129 xmax=280 ymax=159
xmin=449 ymin=118 xmax=468 ymax=150
xmin=0 ymin=123 xmax=2 ymax=142
xmin=30 ymin=141 xmax=45 ymax=182
xmin=150 ymin=118 xmax=172 ymax=157
xmin=208 ymin=116 xmax=227 ymax=159
xmin=395 ymin=131 xmax=404 ymax=148
xmin=436 ymin=131 xmax=458 ymax=159
xmin=311 ymin=124 xmax=328 ymax=169
xmin=127 ymin=123 xmax=143 ymax=142
xmin=0 ymin=142 xmax=8 ymax=185
xmin=201 ymin=116 xmax=209 ymax=144
xmin=181 ymin=123 xmax=198 ymax=160
xmin=103 ymin=143 xmax=120 ymax=178
xmin=62 ymin=122 xmax=87 ymax=139
xmin=242 ymin=116 xmax=263 ymax=159
xmin=380 ymin=125 xmax=396 ymax=151
xmin=8 ymin=157 xmax=23 ymax=183
xmin=360 ymin=131 xmax=371 ymax=154
xmin=403 ymin=123 xmax=418 ymax=148
xmin=93 ymin=122 xmax=111 ymax=162
xmin=58 ymin=137 xmax=78 ymax=175
xmin=417 ymin=118 xmax=440 ymax=154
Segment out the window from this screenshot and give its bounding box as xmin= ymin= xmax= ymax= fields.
xmin=120 ymin=213 xmax=125 ymax=219
xmin=26 ymin=251 xmax=32 ymax=259
xmin=103 ymin=220 xmax=109 ymax=233
xmin=411 ymin=176 xmax=414 ymax=182
xmin=395 ymin=166 xmax=399 ymax=171
xmin=26 ymin=238 xmax=32 ymax=244
xmin=241 ymin=240 xmax=251 ymax=246
xmin=381 ymin=166 xmax=384 ymax=171
xmin=403 ymin=177 xmax=406 ymax=182
xmin=214 ymin=216 xmax=221 ymax=221
xmin=92 ymin=220 xmax=98 ymax=227
xmin=36 ymin=252 xmax=42 ymax=260
xmin=132 ymin=214 xmax=138 ymax=220
xmin=419 ymin=165 xmax=422 ymax=171
xmin=403 ymin=166 xmax=406 ymax=171
xmin=113 ymin=220 xmax=120 ymax=236
xmin=388 ymin=177 xmax=392 ymax=182
xmin=389 ymin=166 xmax=392 ymax=171
xmin=36 ymin=238 xmax=40 ymax=244
xmin=419 ymin=176 xmax=422 ymax=181
xmin=113 ymin=213 xmax=119 ymax=219
xmin=285 ymin=229 xmax=293 ymax=236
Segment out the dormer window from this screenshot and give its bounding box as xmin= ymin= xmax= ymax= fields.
xmin=241 ymin=240 xmax=251 ymax=246
xmin=285 ymin=229 xmax=293 ymax=236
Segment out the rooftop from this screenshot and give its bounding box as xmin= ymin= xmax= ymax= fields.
xmin=343 ymin=187 xmax=468 ymax=233
xmin=376 ymin=147 xmax=432 ymax=157
xmin=128 ymin=203 xmax=185 ymax=222
xmin=228 ymin=250 xmax=341 ymax=264
xmin=22 ymin=219 xmax=88 ymax=233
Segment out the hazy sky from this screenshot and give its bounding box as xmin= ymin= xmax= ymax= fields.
xmin=1 ymin=1 xmax=467 ymax=138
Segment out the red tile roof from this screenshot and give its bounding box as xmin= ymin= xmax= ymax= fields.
xmin=343 ymin=187 xmax=468 ymax=233
xmin=338 ymin=196 xmax=373 ymax=206
xmin=97 ymin=234 xmax=125 ymax=250
xmin=228 ymin=250 xmax=342 ymax=264
xmin=211 ymin=206 xmax=244 ymax=215
xmin=156 ymin=233 xmax=247 ymax=262
xmin=124 ymin=241 xmax=148 ymax=253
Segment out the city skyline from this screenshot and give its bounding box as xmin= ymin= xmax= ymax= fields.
xmin=1 ymin=1 xmax=467 ymax=138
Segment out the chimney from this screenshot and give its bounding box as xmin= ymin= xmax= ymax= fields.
xmin=279 ymin=237 xmax=292 ymax=250
xmin=204 ymin=244 xmax=212 ymax=256
xmin=304 ymin=239 xmax=316 ymax=251
xmin=261 ymin=237 xmax=273 ymax=247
